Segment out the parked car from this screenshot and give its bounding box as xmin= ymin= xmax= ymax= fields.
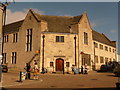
xmin=113 ymin=65 xmax=120 ymax=77
xmin=99 ymin=64 xmax=108 ymax=72
xmin=2 ymin=64 xmax=8 ymax=72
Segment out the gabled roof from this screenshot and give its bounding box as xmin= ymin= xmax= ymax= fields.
xmin=3 ymin=20 xmax=24 ymax=34
xmin=92 ymin=30 xmax=116 ymax=47
xmin=34 ymin=13 xmax=74 ymax=33
xmin=33 ymin=12 xmax=82 ymax=33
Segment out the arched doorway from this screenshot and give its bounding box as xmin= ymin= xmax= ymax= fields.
xmin=56 ymin=58 xmax=64 ymax=71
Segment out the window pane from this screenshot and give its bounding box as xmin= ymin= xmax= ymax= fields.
xmin=56 ymin=36 xmax=59 ymax=42
xmin=66 ymin=62 xmax=70 ymax=67
xmin=50 ymin=62 xmax=53 ymax=67
xmin=61 ymin=36 xmax=64 ymax=42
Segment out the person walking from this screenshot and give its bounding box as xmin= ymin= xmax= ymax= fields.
xmin=33 ymin=63 xmax=39 ymax=80
xmin=24 ymin=63 xmax=31 ymax=79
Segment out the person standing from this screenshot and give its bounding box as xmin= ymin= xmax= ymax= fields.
xmin=84 ymin=64 xmax=88 ymax=74
xmin=81 ymin=66 xmax=84 ymax=74
xmin=71 ymin=65 xmax=75 ymax=74
xmin=24 ymin=63 xmax=31 ymax=79
xmin=33 ymin=63 xmax=39 ymax=80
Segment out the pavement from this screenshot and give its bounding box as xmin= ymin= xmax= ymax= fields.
xmin=0 ymin=70 xmax=119 ymax=89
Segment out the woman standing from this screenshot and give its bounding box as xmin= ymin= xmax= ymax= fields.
xmin=33 ymin=63 xmax=39 ymax=80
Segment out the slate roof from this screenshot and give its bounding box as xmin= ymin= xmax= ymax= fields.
xmin=34 ymin=13 xmax=82 ymax=33
xmin=3 ymin=20 xmax=24 ymax=34
xmin=3 ymin=10 xmax=116 ymax=47
xmin=92 ymin=30 xmax=116 ymax=47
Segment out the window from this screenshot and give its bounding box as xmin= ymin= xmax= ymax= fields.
xmin=105 ymin=46 xmax=108 ymax=51
xmin=84 ymin=32 xmax=88 ymax=44
xmin=109 ymin=48 xmax=111 ymax=52
xmin=56 ymin=36 xmax=64 ymax=42
xmin=105 ymin=57 xmax=108 ymax=63
xmin=50 ymin=62 xmax=53 ymax=67
xmin=12 ymin=52 xmax=17 ymax=64
xmin=2 ymin=53 xmax=6 ymax=64
xmin=100 ymin=56 xmax=104 ymax=63
xmin=66 ymin=62 xmax=70 ymax=67
xmin=13 ymin=33 xmax=18 ymax=43
xmin=26 ymin=29 xmax=32 ymax=51
xmin=110 ymin=58 xmax=112 ymax=61
xmin=3 ymin=35 xmax=9 ymax=43
xmin=94 ymin=42 xmax=98 ymax=48
xmin=99 ymin=44 xmax=103 ymax=50
xmin=113 ymin=49 xmax=115 ymax=53
xmin=82 ymin=54 xmax=91 ymax=66
xmin=95 ymin=55 xmax=98 ymax=63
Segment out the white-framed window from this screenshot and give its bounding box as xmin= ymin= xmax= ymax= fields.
xmin=11 ymin=52 xmax=17 ymax=64
xmin=26 ymin=29 xmax=32 ymax=51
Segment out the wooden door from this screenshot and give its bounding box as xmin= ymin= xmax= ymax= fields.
xmin=56 ymin=59 xmax=64 ymax=71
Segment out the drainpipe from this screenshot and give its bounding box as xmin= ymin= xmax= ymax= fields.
xmin=42 ymin=35 xmax=45 ymax=74
xmin=93 ymin=42 xmax=96 ymax=70
xmin=74 ymin=35 xmax=77 ymax=66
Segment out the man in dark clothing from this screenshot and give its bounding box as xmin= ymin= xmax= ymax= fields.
xmin=81 ymin=66 xmax=83 ymax=74
xmin=24 ymin=63 xmax=31 ymax=79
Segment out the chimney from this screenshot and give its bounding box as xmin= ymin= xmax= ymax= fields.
xmin=40 ymin=20 xmax=48 ymax=32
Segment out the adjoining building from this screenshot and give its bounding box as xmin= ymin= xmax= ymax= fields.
xmin=2 ymin=9 xmax=116 ymax=73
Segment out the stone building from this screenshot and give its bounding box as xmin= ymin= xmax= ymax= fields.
xmin=2 ymin=9 xmax=116 ymax=73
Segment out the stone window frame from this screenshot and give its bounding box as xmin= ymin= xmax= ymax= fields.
xmin=26 ymin=29 xmax=32 ymax=52
xmin=13 ymin=33 xmax=18 ymax=43
xmin=50 ymin=62 xmax=54 ymax=67
xmin=105 ymin=46 xmax=108 ymax=51
xmin=66 ymin=62 xmax=70 ymax=67
xmin=3 ymin=35 xmax=9 ymax=43
xmin=11 ymin=52 xmax=17 ymax=64
xmin=56 ymin=36 xmax=64 ymax=42
xmin=109 ymin=47 xmax=111 ymax=52
xmin=2 ymin=53 xmax=6 ymax=64
xmin=94 ymin=42 xmax=98 ymax=48
xmin=100 ymin=56 xmax=104 ymax=63
xmin=84 ymin=32 xmax=88 ymax=45
xmin=99 ymin=44 xmax=103 ymax=50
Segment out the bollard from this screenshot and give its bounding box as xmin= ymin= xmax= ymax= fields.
xmin=116 ymin=82 xmax=120 ymax=90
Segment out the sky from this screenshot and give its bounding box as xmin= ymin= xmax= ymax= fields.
xmin=1 ymin=2 xmax=119 ymax=53
xmin=0 ymin=0 xmax=120 ymax=2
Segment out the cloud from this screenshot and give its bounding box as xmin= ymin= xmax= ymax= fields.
xmin=6 ymin=9 xmax=27 ymax=24
xmin=6 ymin=8 xmax=44 ymax=24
